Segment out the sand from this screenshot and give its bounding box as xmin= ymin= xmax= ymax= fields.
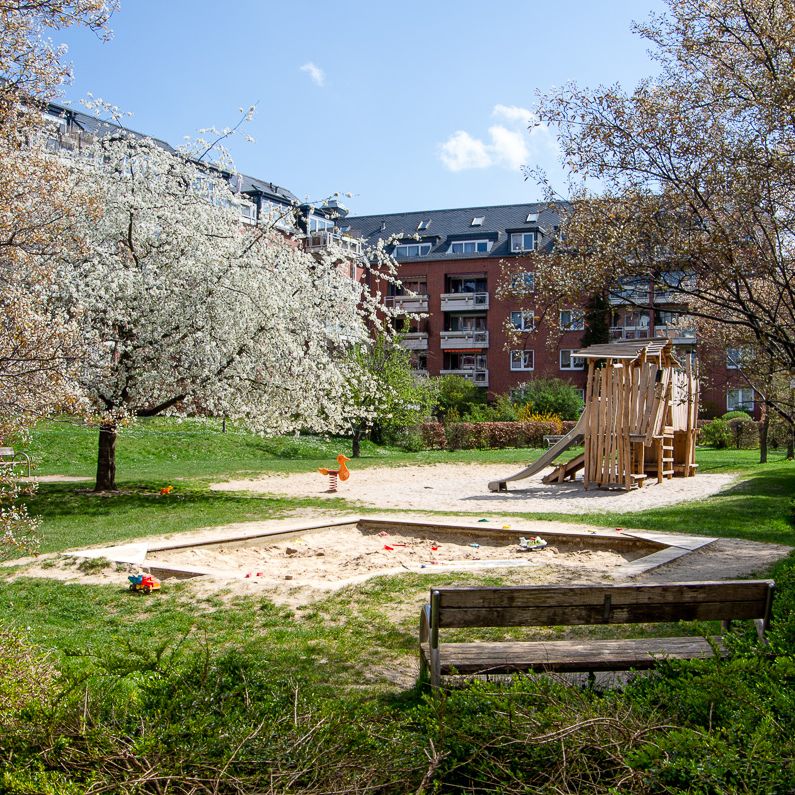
xmin=212 ymin=464 xmax=738 ymax=514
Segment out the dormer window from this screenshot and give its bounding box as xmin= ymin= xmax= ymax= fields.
xmin=448 ymin=239 xmax=492 ymax=255
xmin=471 ymin=216 xmax=485 ymax=226
xmin=308 ymin=215 xmax=335 ymax=233
xmin=395 ymin=243 xmax=432 ymax=258
xmin=510 ymin=232 xmax=537 ymax=252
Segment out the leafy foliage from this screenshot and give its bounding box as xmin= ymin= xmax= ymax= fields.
xmin=510 ymin=378 xmax=584 ymax=420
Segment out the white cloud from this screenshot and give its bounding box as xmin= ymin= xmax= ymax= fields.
xmin=438 ymin=104 xmax=558 ymax=173
xmin=300 ymin=61 xmax=325 ymax=87
xmin=439 ymin=131 xmax=492 ymax=172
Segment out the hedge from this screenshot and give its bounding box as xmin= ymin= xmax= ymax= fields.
xmin=418 ymin=421 xmax=564 ymax=451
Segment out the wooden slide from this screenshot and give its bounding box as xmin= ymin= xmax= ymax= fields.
xmin=487 ymin=413 xmax=587 ymax=492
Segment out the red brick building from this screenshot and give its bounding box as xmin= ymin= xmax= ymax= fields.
xmin=346 ymin=202 xmax=749 ymax=417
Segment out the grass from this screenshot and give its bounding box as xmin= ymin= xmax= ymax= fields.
xmin=13 ymin=417 xmax=792 ymax=553
xmin=3 ymin=419 xmax=794 ymax=793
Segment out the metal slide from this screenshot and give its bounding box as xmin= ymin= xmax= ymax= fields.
xmin=487 ymin=413 xmax=587 ymax=492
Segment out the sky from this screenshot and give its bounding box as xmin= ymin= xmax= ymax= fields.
xmin=55 ymin=0 xmax=665 ymax=216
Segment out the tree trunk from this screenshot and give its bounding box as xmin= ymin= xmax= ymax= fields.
xmin=759 ymin=402 xmax=768 ymax=464
xmin=788 ymin=425 xmax=794 ymax=461
xmin=96 ymin=424 xmax=117 ymax=491
xmin=351 ymin=427 xmax=362 ymax=459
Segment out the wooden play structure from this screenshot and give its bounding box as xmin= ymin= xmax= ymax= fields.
xmin=488 ymin=339 xmax=699 ymax=492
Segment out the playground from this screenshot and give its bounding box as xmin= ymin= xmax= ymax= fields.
xmin=211 ymin=463 xmax=735 ymax=513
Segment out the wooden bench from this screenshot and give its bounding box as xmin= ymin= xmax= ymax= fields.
xmin=419 ymin=580 xmax=774 ymax=687
xmin=0 ymin=447 xmax=31 ymax=478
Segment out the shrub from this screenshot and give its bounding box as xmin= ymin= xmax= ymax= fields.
xmin=435 ymin=375 xmax=485 ymax=420
xmin=722 ymin=410 xmax=752 ymax=420
xmin=445 ymin=421 xmax=562 ymax=450
xmin=510 ymin=378 xmax=584 ymax=420
xmin=699 ymin=418 xmax=732 ymax=448
xmin=417 ymin=422 xmax=446 ymax=450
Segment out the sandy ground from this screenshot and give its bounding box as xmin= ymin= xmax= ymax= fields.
xmin=213 ymin=464 xmax=738 ymax=514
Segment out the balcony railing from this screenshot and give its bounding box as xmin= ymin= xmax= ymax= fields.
xmin=656 ymin=326 xmax=697 ymax=344
xmin=608 ymin=289 xmax=649 ymax=306
xmin=305 ymin=231 xmax=363 ymax=256
xmin=439 ymin=368 xmax=489 ymax=387
xmin=399 ymin=332 xmax=429 ymax=351
xmin=440 ymin=330 xmax=489 ymax=349
xmin=609 ymin=325 xmax=653 ymax=340
xmin=385 ymin=294 xmax=429 ymax=313
xmin=440 ymin=292 xmax=489 ymax=311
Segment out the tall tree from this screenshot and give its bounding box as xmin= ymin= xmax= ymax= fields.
xmin=57 ymin=133 xmax=394 ymax=490
xmin=0 ymin=0 xmax=115 ymax=557
xmin=532 ymin=0 xmax=795 ymax=436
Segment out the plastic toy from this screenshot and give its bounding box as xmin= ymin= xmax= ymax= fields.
xmin=318 ymin=454 xmax=351 ymax=492
xmin=128 ymin=573 xmax=161 ymax=594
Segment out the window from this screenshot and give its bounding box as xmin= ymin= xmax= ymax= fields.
xmin=417 ymin=219 xmax=431 ymax=231
xmin=510 ymin=311 xmax=534 ymax=331
xmin=448 ymin=239 xmax=492 ymax=254
xmin=510 ymin=350 xmax=534 ymax=371
xmin=726 ymin=348 xmax=747 ymax=369
xmin=239 ymin=202 xmax=257 ymax=223
xmin=446 ymin=276 xmax=487 ymax=294
xmin=560 ymin=349 xmax=585 ymax=370
xmin=525 ymin=212 xmax=539 ymax=223
xmin=727 ymin=388 xmax=754 ymax=412
xmin=308 ymin=215 xmax=334 ymax=233
xmin=559 ymin=309 xmax=585 ymax=331
xmin=471 ymin=216 xmax=485 ymax=226
xmin=509 ymin=271 xmax=535 ymax=292
xmin=448 ymin=314 xmax=487 ymax=332
xmin=395 ymin=243 xmax=432 ymax=258
xmin=510 ymin=232 xmax=536 ymax=252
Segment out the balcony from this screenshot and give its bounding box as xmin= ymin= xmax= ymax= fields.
xmin=609 ymin=325 xmax=652 ymax=341
xmin=439 ymin=369 xmax=489 ymax=387
xmin=399 ymin=332 xmax=429 ymax=351
xmin=656 ymin=326 xmax=697 ymax=345
xmin=440 ymin=330 xmax=489 ymax=349
xmin=386 ymin=294 xmax=429 ymax=313
xmin=305 ymin=231 xmax=363 ymax=256
xmin=440 ymin=292 xmax=489 ymax=311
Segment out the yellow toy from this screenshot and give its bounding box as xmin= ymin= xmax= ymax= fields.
xmin=318 ymin=454 xmax=351 ymax=493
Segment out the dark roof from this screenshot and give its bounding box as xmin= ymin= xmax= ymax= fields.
xmin=345 ymin=202 xmax=568 ymax=260
xmin=46 ymin=101 xmax=298 ymax=206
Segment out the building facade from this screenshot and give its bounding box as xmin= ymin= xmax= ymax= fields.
xmin=346 ymin=203 xmax=751 ymax=417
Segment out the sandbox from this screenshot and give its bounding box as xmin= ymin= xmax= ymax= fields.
xmin=66 ymin=516 xmax=716 ymax=593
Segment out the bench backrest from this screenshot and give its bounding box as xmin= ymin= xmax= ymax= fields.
xmin=431 ymin=581 xmax=774 ymax=629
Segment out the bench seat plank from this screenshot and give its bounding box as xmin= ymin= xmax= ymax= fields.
xmin=422 ymin=636 xmax=722 ymax=675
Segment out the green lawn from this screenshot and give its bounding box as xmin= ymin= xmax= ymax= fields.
xmin=3 ymin=419 xmax=795 ymax=794
xmin=17 ymin=417 xmax=794 ymax=552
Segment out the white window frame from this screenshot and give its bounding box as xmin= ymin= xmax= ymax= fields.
xmin=559 ymin=309 xmax=585 ymax=331
xmin=510 ymin=350 xmax=534 ymax=371
xmin=510 ymin=311 xmax=535 ymax=332
xmin=448 ymin=239 xmax=492 ymax=255
xmin=510 ymin=232 xmax=537 ymax=252
xmin=726 ymin=348 xmax=747 ymax=370
xmin=726 ymin=388 xmax=755 ymax=412
xmin=509 ymin=271 xmax=535 ymax=292
xmin=395 ymin=243 xmax=432 ymax=258
xmin=308 ymin=215 xmax=335 ymax=233
xmin=560 ymin=349 xmax=585 ymax=370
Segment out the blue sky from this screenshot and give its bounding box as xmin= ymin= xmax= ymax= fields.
xmin=55 ymin=0 xmax=664 ymax=215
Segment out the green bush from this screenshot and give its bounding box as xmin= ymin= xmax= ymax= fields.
xmin=722 ymin=410 xmax=753 ymax=420
xmin=510 ymin=378 xmax=584 ymax=420
xmin=699 ymin=418 xmax=732 ymax=448
xmin=435 ymin=375 xmax=485 ymax=420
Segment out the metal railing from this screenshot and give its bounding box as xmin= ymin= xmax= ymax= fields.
xmin=440 ymin=330 xmax=489 ymax=349
xmin=385 ymin=294 xmax=429 ymax=312
xmin=440 ymin=292 xmax=489 ymax=311
xmin=305 ymin=231 xmax=363 ymax=256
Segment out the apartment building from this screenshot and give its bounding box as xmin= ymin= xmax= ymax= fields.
xmin=346 ymin=203 xmax=752 ymax=417
xmin=39 ymin=103 xmax=754 ymax=417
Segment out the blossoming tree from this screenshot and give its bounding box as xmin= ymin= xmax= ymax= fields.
xmin=56 ymin=133 xmax=394 ymax=490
